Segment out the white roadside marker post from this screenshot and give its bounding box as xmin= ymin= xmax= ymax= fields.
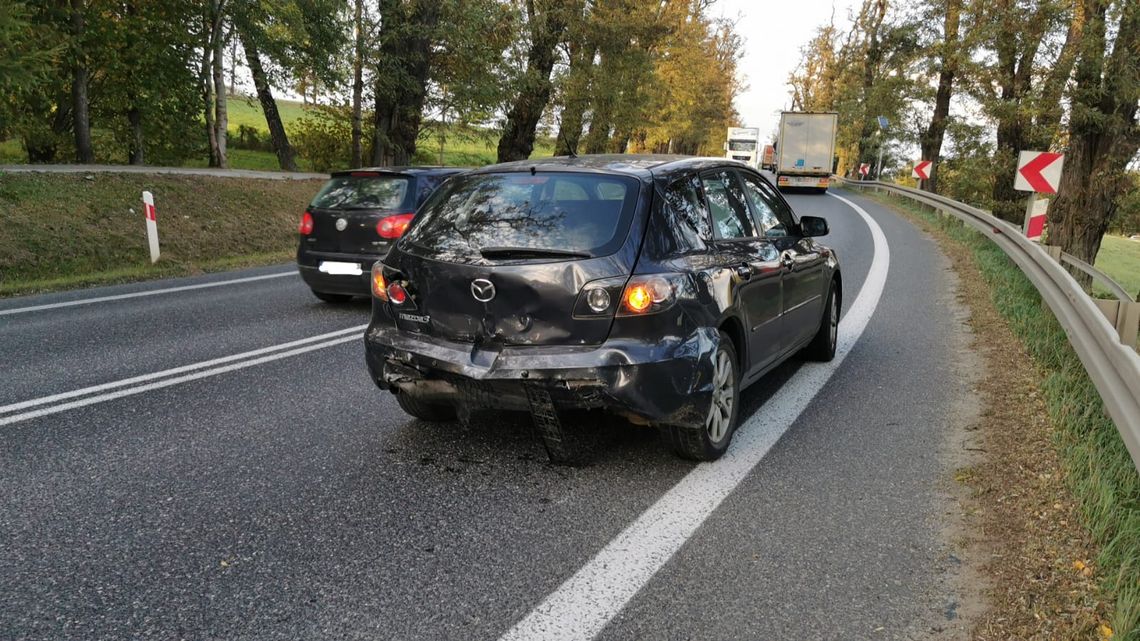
xmin=143 ymin=190 xmax=160 ymax=263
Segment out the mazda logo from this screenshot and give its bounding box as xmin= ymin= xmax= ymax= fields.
xmin=471 ymin=278 xmax=496 ymax=302
xmin=335 ymin=218 xmax=348 ymax=231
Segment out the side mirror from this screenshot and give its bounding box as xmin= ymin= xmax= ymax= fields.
xmin=799 ymin=215 xmax=829 ymax=237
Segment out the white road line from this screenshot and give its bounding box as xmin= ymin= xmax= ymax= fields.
xmin=498 ymin=191 xmax=890 ymax=641
xmin=0 ymin=324 xmax=368 ymax=415
xmin=0 ymin=271 xmax=296 ymax=317
xmin=0 ymin=330 xmax=366 ymax=427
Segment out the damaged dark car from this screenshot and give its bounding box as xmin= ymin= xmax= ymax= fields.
xmin=364 ymin=155 xmax=841 ymax=463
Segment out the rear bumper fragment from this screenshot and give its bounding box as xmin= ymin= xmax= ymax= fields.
xmin=364 ymin=325 xmax=720 ymax=428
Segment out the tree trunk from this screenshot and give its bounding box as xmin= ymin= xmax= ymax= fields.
xmin=496 ymin=0 xmax=569 ymax=162
xmin=371 ymin=0 xmax=438 ymax=166
xmin=1046 ymin=0 xmax=1139 ymax=273
xmin=212 ymin=2 xmax=228 ymax=168
xmin=241 ymin=35 xmax=298 ymax=171
xmin=70 ymin=0 xmax=94 ymax=163
xmin=989 ymin=0 xmax=1050 ymax=222
xmin=919 ymin=0 xmax=961 ymax=193
xmin=351 ymin=0 xmax=364 ymax=167
xmin=855 ymin=0 xmax=886 ymax=168
xmin=554 ymin=40 xmax=596 ymax=156
xmin=202 ymin=27 xmax=219 ymax=166
xmin=127 ymin=107 xmax=144 ymax=164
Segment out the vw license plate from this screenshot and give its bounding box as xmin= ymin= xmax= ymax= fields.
xmin=318 ymin=261 xmax=363 ymax=276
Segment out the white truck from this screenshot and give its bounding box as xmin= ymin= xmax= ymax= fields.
xmin=724 ymin=127 xmax=761 ymax=168
xmin=775 ymin=111 xmax=838 ymax=192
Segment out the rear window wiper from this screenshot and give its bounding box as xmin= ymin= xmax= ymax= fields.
xmin=479 ymin=246 xmax=591 ymax=259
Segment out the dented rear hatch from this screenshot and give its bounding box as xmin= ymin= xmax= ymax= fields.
xmin=382 ymin=171 xmax=647 ymax=346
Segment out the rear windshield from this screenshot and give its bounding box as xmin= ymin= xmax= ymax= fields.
xmin=310 ymin=175 xmax=411 ymax=210
xmin=401 ymin=172 xmax=640 ymax=263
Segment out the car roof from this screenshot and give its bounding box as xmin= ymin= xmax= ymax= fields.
xmin=329 ymin=166 xmax=468 ymax=178
xmin=469 ymin=154 xmax=748 ymax=181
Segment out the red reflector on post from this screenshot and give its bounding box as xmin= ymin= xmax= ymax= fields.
xmin=377 ymin=213 xmax=415 ymax=239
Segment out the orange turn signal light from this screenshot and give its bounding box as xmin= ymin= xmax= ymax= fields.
xmin=371 ymin=269 xmax=388 ymax=301
xmin=624 ymin=284 xmax=653 ymax=313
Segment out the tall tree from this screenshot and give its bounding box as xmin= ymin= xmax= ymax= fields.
xmin=918 ymin=0 xmax=962 ymax=193
xmin=212 ymin=1 xmax=228 ymax=168
xmin=1046 ymin=0 xmax=1139 ymax=267
xmin=240 ymin=32 xmax=297 ymax=171
xmin=975 ymin=0 xmax=1077 ymax=221
xmin=69 ymin=0 xmax=94 ymax=163
xmin=371 ymin=0 xmax=439 ymax=166
xmin=497 ymin=0 xmax=572 ymax=162
xmin=350 ymin=0 xmax=364 ymax=167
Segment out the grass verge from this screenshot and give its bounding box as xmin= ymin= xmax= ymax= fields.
xmin=0 ymin=172 xmax=322 ymax=297
xmin=1095 ymin=235 xmax=1140 ymax=299
xmin=864 ymin=190 xmax=1140 ymax=640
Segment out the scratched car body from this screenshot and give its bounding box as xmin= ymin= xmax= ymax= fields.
xmin=364 ymin=155 xmax=841 ymax=462
xmin=296 ymin=167 xmax=466 ymax=303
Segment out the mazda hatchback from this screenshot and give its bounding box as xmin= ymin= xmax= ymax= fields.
xmin=364 ymin=155 xmax=840 ymax=463
xmin=297 ymin=167 xmax=466 ymax=302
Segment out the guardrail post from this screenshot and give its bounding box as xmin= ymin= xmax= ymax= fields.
xmin=1044 ymin=245 xmax=1063 ymax=262
xmin=1118 ymin=301 xmax=1140 ymax=349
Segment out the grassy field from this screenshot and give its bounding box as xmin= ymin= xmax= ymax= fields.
xmin=0 ymin=96 xmax=555 ymax=171
xmin=871 ymin=191 xmax=1140 ymax=638
xmin=1096 ymin=234 xmax=1140 ymax=298
xmin=0 ymin=171 xmax=323 ymax=296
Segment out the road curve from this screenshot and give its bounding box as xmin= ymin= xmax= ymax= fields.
xmin=0 ymin=189 xmax=979 ymax=640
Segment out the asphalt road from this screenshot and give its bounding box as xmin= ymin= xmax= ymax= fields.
xmin=0 ymin=189 xmax=979 ymax=641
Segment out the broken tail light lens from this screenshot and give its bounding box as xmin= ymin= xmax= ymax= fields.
xmin=387 ymin=282 xmax=408 ymax=305
xmin=377 ymin=213 xmax=415 ymax=239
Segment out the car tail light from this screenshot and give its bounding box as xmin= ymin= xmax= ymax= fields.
xmin=299 ymin=211 xmax=314 ymax=235
xmin=387 ymin=282 xmax=409 ymax=305
xmin=617 ymin=274 xmax=688 ymax=316
xmin=371 ymin=263 xmax=388 ymax=301
xmin=377 ymin=213 xmax=415 ymax=239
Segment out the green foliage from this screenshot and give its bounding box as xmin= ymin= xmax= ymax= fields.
xmin=291 ymin=105 xmax=354 ymax=172
xmin=1112 ymin=174 xmax=1140 ymax=237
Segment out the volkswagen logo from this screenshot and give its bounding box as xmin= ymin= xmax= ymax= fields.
xmin=471 ymin=278 xmax=496 ymax=302
xmin=335 ymin=218 xmax=348 ymax=231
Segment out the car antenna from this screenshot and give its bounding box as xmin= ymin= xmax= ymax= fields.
xmin=556 ymin=128 xmax=578 ymax=158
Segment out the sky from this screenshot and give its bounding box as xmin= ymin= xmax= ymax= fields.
xmin=714 ymin=0 xmax=861 ymax=142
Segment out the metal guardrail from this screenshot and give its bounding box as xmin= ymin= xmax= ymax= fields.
xmin=837 ymin=178 xmax=1140 ymax=473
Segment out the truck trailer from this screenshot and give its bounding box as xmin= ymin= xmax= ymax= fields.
xmin=775 ymin=111 xmax=838 ymax=192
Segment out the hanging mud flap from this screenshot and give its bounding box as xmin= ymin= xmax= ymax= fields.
xmin=524 ymin=382 xmax=582 ymax=465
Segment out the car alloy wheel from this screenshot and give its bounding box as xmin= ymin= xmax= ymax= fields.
xmin=706 ymin=348 xmax=736 ymax=443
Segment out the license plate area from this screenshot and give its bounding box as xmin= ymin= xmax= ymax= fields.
xmin=318 ymin=261 xmax=363 ymax=276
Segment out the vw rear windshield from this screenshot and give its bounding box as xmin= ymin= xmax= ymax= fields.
xmin=401 ymin=172 xmax=640 ymax=263
xmin=310 ymin=175 xmax=411 ymax=210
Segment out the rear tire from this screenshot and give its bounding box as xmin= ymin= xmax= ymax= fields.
xmin=804 ymin=281 xmax=839 ymax=362
xmin=396 ymin=392 xmax=456 ymax=422
xmin=312 ymin=290 xmax=352 ymax=304
xmin=663 ymin=331 xmax=740 ymax=462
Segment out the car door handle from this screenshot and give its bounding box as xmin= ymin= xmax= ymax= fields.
xmin=780 ymin=251 xmax=795 ymax=270
xmin=734 ymin=264 xmax=752 ymax=281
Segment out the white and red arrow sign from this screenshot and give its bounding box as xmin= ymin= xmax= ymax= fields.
xmin=912 ymin=160 xmax=932 ymax=180
xmin=1014 ymin=151 xmax=1064 ymax=194
xmin=858 ymin=163 xmax=870 ymax=176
